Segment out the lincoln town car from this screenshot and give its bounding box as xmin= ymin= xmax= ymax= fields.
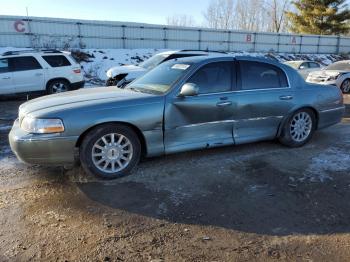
xmin=9 ymin=55 xmax=345 ymax=179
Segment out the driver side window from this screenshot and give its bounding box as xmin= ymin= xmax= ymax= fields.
xmin=187 ymin=62 xmax=233 ymax=94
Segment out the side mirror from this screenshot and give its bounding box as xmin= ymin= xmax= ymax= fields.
xmin=178 ymin=83 xmax=199 ymax=97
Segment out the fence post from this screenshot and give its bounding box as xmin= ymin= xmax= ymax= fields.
xmin=317 ymin=36 xmax=321 ymax=54
xmin=336 ymin=35 xmax=341 ymax=54
xmin=277 ymin=34 xmax=280 ymax=53
xmin=228 ymin=30 xmax=231 ymax=52
xmin=76 ymin=22 xmax=83 ymax=49
xmin=299 ymin=35 xmax=303 ymax=54
xmin=253 ymin=32 xmax=257 ymax=52
xmin=23 ymin=17 xmax=34 ymax=48
xmin=122 ymin=25 xmax=126 ymax=49
xmin=163 ymin=27 xmax=167 ymax=49
xmin=198 ymin=29 xmax=202 ymax=50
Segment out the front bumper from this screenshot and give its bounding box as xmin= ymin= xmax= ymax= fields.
xmin=9 ymin=119 xmax=78 ymax=165
xmin=70 ymin=80 xmax=85 ymax=90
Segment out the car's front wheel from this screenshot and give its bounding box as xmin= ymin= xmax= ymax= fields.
xmin=341 ymin=79 xmax=350 ymax=94
xmin=279 ymin=109 xmax=316 ymax=147
xmin=80 ymin=124 xmax=141 ymax=179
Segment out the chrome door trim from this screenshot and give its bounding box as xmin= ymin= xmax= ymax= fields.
xmin=320 ymin=106 xmax=346 ymax=113
xmin=174 ymin=116 xmax=284 ymax=129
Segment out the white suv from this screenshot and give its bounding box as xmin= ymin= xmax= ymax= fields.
xmin=0 ymin=49 xmax=84 ymax=95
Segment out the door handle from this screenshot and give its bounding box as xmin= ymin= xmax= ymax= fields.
xmin=35 ymin=73 xmax=43 ymax=76
xmin=2 ymin=76 xmax=10 ymax=80
xmin=279 ymin=95 xmax=293 ymax=100
xmin=216 ymin=101 xmax=232 ymax=107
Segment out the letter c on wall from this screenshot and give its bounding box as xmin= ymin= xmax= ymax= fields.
xmin=14 ymin=20 xmax=26 ymax=33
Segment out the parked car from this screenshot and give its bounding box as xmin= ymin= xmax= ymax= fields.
xmin=0 ymin=49 xmax=84 ymax=95
xmin=9 ymin=55 xmax=344 ymax=179
xmin=284 ymin=60 xmax=322 ymax=79
xmin=306 ymin=60 xmax=350 ymax=94
xmin=105 ymin=50 xmax=219 ymax=87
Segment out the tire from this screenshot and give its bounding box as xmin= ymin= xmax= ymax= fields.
xmin=106 ymin=78 xmax=117 ymax=87
xmin=80 ymin=124 xmax=141 ymax=179
xmin=341 ymin=79 xmax=350 ymax=94
xmin=279 ymin=109 xmax=316 ymax=148
xmin=47 ymin=79 xmax=70 ymax=94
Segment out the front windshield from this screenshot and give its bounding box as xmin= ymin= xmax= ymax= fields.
xmin=139 ymin=54 xmax=170 ymax=70
xmin=127 ymin=60 xmax=193 ymax=94
xmin=326 ymin=61 xmax=350 ymax=71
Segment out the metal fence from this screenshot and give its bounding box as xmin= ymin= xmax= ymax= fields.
xmin=1 ymin=15 xmax=350 ymax=54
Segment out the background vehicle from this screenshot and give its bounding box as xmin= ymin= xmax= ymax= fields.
xmin=0 ymin=49 xmax=84 ymax=95
xmin=105 ymin=50 xmax=222 ymax=87
xmin=306 ymin=60 xmax=350 ymax=93
xmin=10 ymin=56 xmax=344 ymax=180
xmin=284 ymin=60 xmax=322 ymax=79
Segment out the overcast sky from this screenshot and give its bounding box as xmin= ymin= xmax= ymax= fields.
xmin=0 ymin=0 xmax=212 ymax=25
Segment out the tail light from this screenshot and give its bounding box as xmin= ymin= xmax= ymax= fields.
xmin=73 ymin=69 xmax=81 ymax=74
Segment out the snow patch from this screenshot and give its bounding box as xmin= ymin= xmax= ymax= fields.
xmin=301 ymin=147 xmax=350 ymax=183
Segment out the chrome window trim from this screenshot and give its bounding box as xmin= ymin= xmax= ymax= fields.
xmin=193 ymin=87 xmax=291 ymax=97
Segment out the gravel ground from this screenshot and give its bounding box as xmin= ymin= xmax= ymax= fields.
xmin=0 ymin=95 xmax=349 ymax=262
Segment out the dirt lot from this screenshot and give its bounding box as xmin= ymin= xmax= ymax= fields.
xmin=0 ymin=95 xmax=350 ymax=262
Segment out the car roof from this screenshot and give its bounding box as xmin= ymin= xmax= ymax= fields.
xmin=168 ymin=54 xmax=282 ymax=65
xmin=157 ymin=50 xmax=227 ymax=56
xmin=0 ymin=49 xmax=65 ymax=58
xmin=285 ymin=60 xmax=319 ymax=64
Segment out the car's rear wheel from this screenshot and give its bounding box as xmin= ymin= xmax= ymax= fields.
xmin=47 ymin=79 xmax=70 ymax=94
xmin=80 ymin=124 xmax=141 ymax=179
xmin=279 ymin=109 xmax=316 ymax=147
xmin=341 ymin=79 xmax=350 ymax=94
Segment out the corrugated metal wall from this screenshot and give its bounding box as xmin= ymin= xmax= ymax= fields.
xmin=1 ymin=15 xmax=349 ymax=54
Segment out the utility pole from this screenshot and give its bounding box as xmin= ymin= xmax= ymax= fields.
xmin=26 ymin=6 xmax=34 ymax=48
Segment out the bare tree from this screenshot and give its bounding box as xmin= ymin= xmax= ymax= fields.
xmin=234 ymin=0 xmax=268 ymax=31
xmin=203 ymin=0 xmax=235 ymax=30
xmin=264 ymin=0 xmax=290 ymax=33
xmin=166 ymin=14 xmax=196 ymax=27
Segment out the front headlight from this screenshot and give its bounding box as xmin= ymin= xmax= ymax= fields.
xmin=21 ymin=117 xmax=65 ymax=134
xmin=328 ymin=74 xmax=341 ymax=81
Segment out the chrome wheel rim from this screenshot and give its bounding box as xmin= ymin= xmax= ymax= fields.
xmin=342 ymin=80 xmax=350 ymax=93
xmin=290 ymin=112 xmax=312 ymax=142
xmin=92 ymin=133 xmax=133 ymax=174
xmin=52 ymin=83 xmax=68 ymax=93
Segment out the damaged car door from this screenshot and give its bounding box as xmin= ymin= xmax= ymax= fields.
xmin=164 ymin=60 xmax=236 ymax=154
xmin=232 ymin=59 xmax=296 ymax=144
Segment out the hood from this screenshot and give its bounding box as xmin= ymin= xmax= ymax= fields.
xmin=308 ymin=70 xmax=349 ymax=78
xmin=19 ymin=87 xmax=155 ymax=117
xmin=106 ymin=64 xmax=147 ymax=78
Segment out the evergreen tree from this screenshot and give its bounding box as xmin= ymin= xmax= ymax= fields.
xmin=286 ymin=0 xmax=350 ymax=35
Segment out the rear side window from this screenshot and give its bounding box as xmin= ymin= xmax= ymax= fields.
xmin=0 ymin=59 xmax=9 ymax=73
xmin=9 ymin=56 xmax=42 ymax=72
xmin=239 ymin=61 xmax=288 ymax=90
xmin=42 ymin=55 xmax=71 ymax=67
xmin=187 ymin=62 xmax=233 ymax=94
